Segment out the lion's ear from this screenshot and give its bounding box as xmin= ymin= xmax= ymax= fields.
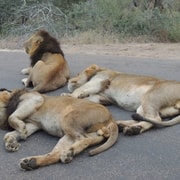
xmin=35 ymin=36 xmax=43 ymax=45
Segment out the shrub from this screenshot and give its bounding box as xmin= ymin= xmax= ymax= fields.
xmin=0 ymin=0 xmax=180 ymax=42
xmin=67 ymin=0 xmax=180 ymax=42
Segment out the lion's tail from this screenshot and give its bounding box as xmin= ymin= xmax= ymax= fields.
xmin=132 ymin=113 xmax=180 ymax=128
xmin=89 ymin=120 xmax=118 ymax=156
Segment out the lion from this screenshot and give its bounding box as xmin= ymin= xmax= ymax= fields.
xmin=0 ymin=88 xmax=118 ymax=170
xmin=21 ymin=30 xmax=70 ymax=93
xmin=62 ymin=64 xmax=180 ymax=135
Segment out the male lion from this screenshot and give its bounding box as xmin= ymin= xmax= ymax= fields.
xmin=21 ymin=30 xmax=70 ymax=92
xmin=62 ymin=64 xmax=180 ymax=135
xmin=0 ymin=88 xmax=118 ymax=170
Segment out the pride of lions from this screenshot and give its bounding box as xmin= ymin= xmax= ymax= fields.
xmin=0 ymin=30 xmax=179 ymax=170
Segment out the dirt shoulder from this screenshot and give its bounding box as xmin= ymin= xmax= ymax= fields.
xmin=62 ymin=43 xmax=180 ymax=60
xmin=0 ymin=43 xmax=179 ymax=60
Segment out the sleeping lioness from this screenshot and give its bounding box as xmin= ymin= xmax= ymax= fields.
xmin=62 ymin=64 xmax=180 ymax=135
xmin=0 ymin=88 xmax=118 ymax=170
xmin=21 ymin=30 xmax=70 ymax=92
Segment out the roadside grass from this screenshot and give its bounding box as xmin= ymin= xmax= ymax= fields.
xmin=0 ymin=0 xmax=180 ymax=47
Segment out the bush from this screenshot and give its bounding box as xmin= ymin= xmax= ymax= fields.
xmin=0 ymin=0 xmax=180 ymax=42
xmin=67 ymin=0 xmax=180 ymax=42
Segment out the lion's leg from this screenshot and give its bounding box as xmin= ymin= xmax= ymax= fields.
xmin=8 ymin=93 xmax=44 ymax=139
xmin=30 ymin=61 xmax=63 ymax=92
xmin=84 ymin=94 xmax=112 ymax=105
xmin=123 ymin=105 xmax=161 ymax=135
xmin=122 ymin=120 xmax=155 ymax=135
xmin=19 ymin=135 xmax=74 ymax=170
xmin=116 ymin=120 xmax=138 ymax=126
xmin=33 ymin=76 xmax=67 ymax=93
xmin=4 ymin=123 xmax=40 ymax=152
xmin=71 ymin=79 xmax=110 ymax=98
xmin=116 ymin=120 xmax=138 ymax=132
xmin=31 ymin=83 xmax=48 ymax=93
xmin=61 ymin=132 xmax=104 ymax=162
xmin=19 ymin=133 xmax=104 ymax=170
xmin=160 ymin=106 xmax=179 ymax=118
xmin=116 ymin=106 xmax=152 ymax=135
xmin=136 ymin=103 xmax=162 ymax=133
xmin=123 ymin=121 xmax=154 ymax=135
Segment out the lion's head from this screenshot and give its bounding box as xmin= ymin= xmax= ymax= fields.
xmin=68 ymin=64 xmax=102 ymax=92
xmin=0 ymin=89 xmax=12 ymax=130
xmin=23 ymin=30 xmax=64 ymax=67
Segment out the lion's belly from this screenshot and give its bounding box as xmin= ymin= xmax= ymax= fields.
xmin=37 ymin=113 xmax=63 ymax=137
xmin=105 ymin=85 xmax=151 ymax=111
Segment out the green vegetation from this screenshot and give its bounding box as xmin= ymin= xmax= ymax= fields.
xmin=0 ymin=0 xmax=180 ymax=43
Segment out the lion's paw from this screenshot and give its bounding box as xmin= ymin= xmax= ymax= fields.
xmin=21 ymin=68 xmax=30 ymax=75
xmin=123 ymin=125 xmax=142 ymax=136
xmin=21 ymin=78 xmax=29 ymax=87
xmin=61 ymin=148 xmax=74 ymax=163
xmin=19 ymin=158 xmax=39 ymax=171
xmin=118 ymin=124 xmax=125 ymax=133
xmin=4 ymin=136 xmax=21 ymax=152
xmin=74 ymin=91 xmax=88 ymax=98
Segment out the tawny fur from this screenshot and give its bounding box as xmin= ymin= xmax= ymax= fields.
xmin=63 ymin=64 xmax=180 ymax=135
xmin=21 ymin=30 xmax=70 ymax=93
xmin=0 ymin=89 xmax=118 ymax=170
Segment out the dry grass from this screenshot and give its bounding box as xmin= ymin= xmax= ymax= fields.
xmin=61 ymin=43 xmax=180 ymax=60
xmin=61 ymin=31 xmax=157 ymax=45
xmin=0 ymin=33 xmax=179 ymax=60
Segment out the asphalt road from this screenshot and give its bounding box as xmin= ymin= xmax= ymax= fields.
xmin=0 ymin=50 xmax=179 ymax=180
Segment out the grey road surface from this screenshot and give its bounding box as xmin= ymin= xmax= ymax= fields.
xmin=0 ymin=50 xmax=179 ymax=180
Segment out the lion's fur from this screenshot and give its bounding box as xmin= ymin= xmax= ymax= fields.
xmin=0 ymin=90 xmax=12 ymax=130
xmin=25 ymin=30 xmax=64 ymax=67
xmin=0 ymin=89 xmax=118 ymax=170
xmin=21 ymin=30 xmax=70 ymax=92
xmin=64 ymin=64 xmax=180 ymax=135
xmin=6 ymin=89 xmax=28 ymax=117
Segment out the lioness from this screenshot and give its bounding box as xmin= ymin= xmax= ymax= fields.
xmin=0 ymin=89 xmax=118 ymax=170
xmin=63 ymin=64 xmax=180 ymax=135
xmin=21 ymin=30 xmax=70 ymax=92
